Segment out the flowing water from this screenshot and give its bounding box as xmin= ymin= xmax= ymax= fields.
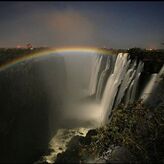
xmin=35 ymin=51 xmax=163 ymax=163
xmin=0 ymin=49 xmax=163 ymax=163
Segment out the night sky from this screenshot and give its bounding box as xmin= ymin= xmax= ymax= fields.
xmin=0 ymin=1 xmax=164 ymax=49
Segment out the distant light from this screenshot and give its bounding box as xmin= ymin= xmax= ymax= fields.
xmin=26 ymin=43 xmax=33 ymax=49
xmin=16 ymin=45 xmax=21 ymax=49
xmin=146 ymin=48 xmax=154 ymax=51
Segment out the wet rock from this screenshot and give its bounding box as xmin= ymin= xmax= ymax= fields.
xmin=86 ymin=129 xmax=98 ymax=137
xmin=55 ymin=148 xmax=79 ymax=163
xmin=55 ymin=135 xmax=82 ymax=163
xmin=108 ymin=146 xmax=137 ymax=163
xmin=59 ymin=147 xmax=63 ymax=151
xmin=79 ymin=136 xmax=86 ymax=145
xmin=79 ymin=129 xmax=98 ymax=145
xmin=67 ymin=135 xmax=81 ymax=149
xmin=79 ymin=132 xmax=84 ymax=135
xmin=43 ymin=148 xmax=54 ymax=156
xmin=79 ymin=136 xmax=91 ymax=145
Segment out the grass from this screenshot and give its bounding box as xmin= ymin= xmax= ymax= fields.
xmin=79 ymin=101 xmax=164 ymax=163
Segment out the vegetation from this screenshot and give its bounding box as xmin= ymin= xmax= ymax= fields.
xmin=56 ymin=101 xmax=164 ymax=163
xmin=127 ymin=48 xmax=164 ymax=73
xmin=82 ymin=101 xmax=164 ymax=163
xmin=0 ymin=47 xmax=163 ymax=163
xmin=0 ymin=48 xmax=47 ymax=66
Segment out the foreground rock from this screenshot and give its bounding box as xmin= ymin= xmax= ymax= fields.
xmin=55 ymin=102 xmax=164 ymax=163
xmin=55 ymin=134 xmax=137 ymax=164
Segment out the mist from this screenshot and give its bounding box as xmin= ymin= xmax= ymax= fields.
xmin=32 ymin=51 xmax=102 ymax=134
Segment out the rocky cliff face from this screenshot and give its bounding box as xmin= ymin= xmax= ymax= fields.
xmin=0 ymin=55 xmax=67 ymax=163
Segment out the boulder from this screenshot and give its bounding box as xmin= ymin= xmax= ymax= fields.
xmin=109 ymin=146 xmax=137 ymax=163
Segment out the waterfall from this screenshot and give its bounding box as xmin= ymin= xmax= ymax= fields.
xmin=141 ymin=64 xmax=164 ymax=107
xmin=124 ymin=61 xmax=144 ymax=105
xmin=88 ymin=53 xmax=144 ymax=124
xmin=96 ymin=55 xmax=116 ymax=100
xmin=100 ymin=53 xmax=131 ymax=123
xmin=35 ymin=50 xmax=163 ymax=164
xmin=140 ymin=74 xmax=158 ymax=102
xmin=88 ymin=52 xmax=163 ymax=125
xmin=113 ymin=61 xmax=137 ymax=107
xmin=89 ymin=55 xmax=103 ymax=96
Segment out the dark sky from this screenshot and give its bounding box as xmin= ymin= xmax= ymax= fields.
xmin=0 ymin=1 xmax=164 ymax=49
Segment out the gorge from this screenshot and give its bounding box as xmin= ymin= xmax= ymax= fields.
xmin=0 ymin=48 xmax=163 ymax=163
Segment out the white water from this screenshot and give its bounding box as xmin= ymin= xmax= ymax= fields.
xmin=88 ymin=53 xmax=145 ymax=124
xmin=60 ymin=52 xmax=147 ymax=126
xmin=100 ymin=53 xmax=128 ymax=123
xmin=141 ymin=64 xmax=164 ymax=106
xmin=47 ymin=51 xmax=162 ymax=130
xmin=37 ymin=52 xmax=163 ymax=163
xmin=123 ymin=61 xmax=144 ymax=105
xmin=35 ymin=128 xmax=89 ymax=164
xmin=96 ymin=55 xmax=116 ymax=100
xmin=140 ymin=74 xmax=158 ymax=102
xmin=89 ymin=55 xmax=103 ymax=96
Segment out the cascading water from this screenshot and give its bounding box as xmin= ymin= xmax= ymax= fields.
xmin=140 ymin=64 xmax=164 ymax=107
xmin=96 ymin=55 xmax=116 ymax=100
xmin=122 ymin=61 xmax=144 ymax=106
xmin=88 ymin=52 xmax=163 ymax=124
xmin=100 ymin=53 xmax=129 ymax=123
xmin=36 ymin=51 xmax=163 ymax=163
xmin=89 ymin=55 xmax=103 ymax=96
xmin=1 ymin=48 xmax=163 ymax=164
